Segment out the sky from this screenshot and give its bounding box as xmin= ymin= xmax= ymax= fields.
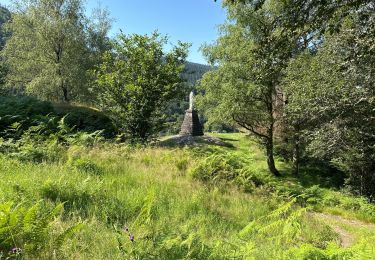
xmin=1 ymin=0 xmax=227 ymax=64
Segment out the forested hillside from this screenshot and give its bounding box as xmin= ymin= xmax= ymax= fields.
xmin=163 ymin=61 xmax=212 ymax=134
xmin=182 ymin=61 xmax=211 ymax=86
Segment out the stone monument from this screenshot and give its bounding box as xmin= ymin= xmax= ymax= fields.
xmin=179 ymin=91 xmax=204 ymax=136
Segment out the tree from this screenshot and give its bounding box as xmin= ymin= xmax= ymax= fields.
xmin=94 ymin=31 xmax=190 ymax=141
xmin=0 ymin=5 xmax=11 ymax=48
xmin=283 ymin=4 xmax=375 ymax=198
xmin=219 ymin=0 xmax=373 ymax=175
xmin=1 ymin=0 xmax=110 ymax=102
xmin=198 ymin=1 xmax=299 ymax=176
xmin=0 ymin=5 xmax=11 ymax=89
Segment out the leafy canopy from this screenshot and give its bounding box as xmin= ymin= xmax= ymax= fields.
xmin=94 ymin=31 xmax=190 ymax=141
xmin=1 ymin=0 xmax=111 ymax=102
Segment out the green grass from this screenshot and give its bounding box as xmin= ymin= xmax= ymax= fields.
xmin=0 ymin=133 xmax=374 ymax=259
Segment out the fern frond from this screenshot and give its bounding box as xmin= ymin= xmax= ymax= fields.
xmin=54 ymin=223 xmax=84 ymax=249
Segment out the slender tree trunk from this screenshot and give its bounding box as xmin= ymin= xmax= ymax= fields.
xmin=265 ymin=136 xmax=280 ymax=176
xmin=62 ymin=84 xmax=69 ymax=103
xmin=55 ymin=43 xmax=69 ymax=102
xmin=292 ymin=126 xmax=300 ymax=175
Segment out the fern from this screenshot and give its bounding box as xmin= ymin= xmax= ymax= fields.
xmin=133 ymin=189 xmax=155 ymax=227
xmin=54 ymin=223 xmax=84 ymax=249
xmin=0 ymin=201 xmax=82 ymax=258
xmin=218 ymin=197 xmax=306 ymax=258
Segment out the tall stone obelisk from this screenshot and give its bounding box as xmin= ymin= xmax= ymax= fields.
xmin=179 ymin=91 xmax=204 ymax=136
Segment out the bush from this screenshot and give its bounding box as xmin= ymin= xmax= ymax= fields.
xmin=0 ymin=96 xmax=54 ymax=138
xmin=0 ymin=96 xmax=117 ymax=140
xmin=189 ymin=152 xmax=272 ymax=191
xmin=189 ymin=153 xmax=244 ymax=184
xmin=0 ymin=96 xmax=54 ymax=119
xmin=53 ymin=104 xmax=117 ymax=138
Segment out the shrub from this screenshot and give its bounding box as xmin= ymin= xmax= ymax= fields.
xmin=53 ymin=104 xmax=117 ymax=138
xmin=0 ymin=96 xmax=117 ymax=140
xmin=189 ymin=152 xmax=272 ymax=191
xmin=300 ymin=185 xmax=324 ymax=205
xmin=0 ymin=96 xmax=54 ymax=138
xmin=189 ymin=153 xmax=244 ymax=184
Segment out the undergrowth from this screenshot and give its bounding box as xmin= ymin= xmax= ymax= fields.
xmin=0 ymin=130 xmax=374 ymax=258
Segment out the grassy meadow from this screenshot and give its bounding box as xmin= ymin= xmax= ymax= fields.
xmin=1 ymin=133 xmax=374 ymax=259
xmin=1 ymin=0 xmax=374 ymax=259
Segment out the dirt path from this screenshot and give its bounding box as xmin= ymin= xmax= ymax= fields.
xmin=313 ymin=212 xmax=375 ymax=248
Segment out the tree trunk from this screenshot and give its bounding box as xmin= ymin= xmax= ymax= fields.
xmin=265 ymin=137 xmax=280 ymax=176
xmin=62 ymin=85 xmax=69 ymax=103
xmin=292 ymin=127 xmax=300 ymax=175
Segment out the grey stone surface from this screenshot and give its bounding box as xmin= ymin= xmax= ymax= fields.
xmin=179 ymin=91 xmax=203 ymax=136
xmin=179 ymin=109 xmax=204 ymax=136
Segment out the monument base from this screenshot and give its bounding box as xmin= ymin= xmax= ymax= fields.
xmin=179 ymin=109 xmax=204 ymax=136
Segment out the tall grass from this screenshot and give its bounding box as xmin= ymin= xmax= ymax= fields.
xmin=0 ymin=133 xmax=374 ymax=258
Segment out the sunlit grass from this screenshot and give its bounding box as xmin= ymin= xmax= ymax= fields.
xmin=1 ymin=133 xmax=374 ymax=259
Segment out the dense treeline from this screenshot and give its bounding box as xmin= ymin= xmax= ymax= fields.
xmin=183 ymin=61 xmax=211 ymax=86
xmin=0 ymin=2 xmax=211 ymax=138
xmin=198 ymin=0 xmax=374 ymax=198
xmin=0 ymin=5 xmax=10 ymax=87
xmin=0 ymin=1 xmax=196 ymax=140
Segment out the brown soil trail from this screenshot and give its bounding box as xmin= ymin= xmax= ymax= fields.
xmin=313 ymin=212 xmax=375 ymax=248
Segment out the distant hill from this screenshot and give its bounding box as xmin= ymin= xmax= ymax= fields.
xmin=182 ymin=61 xmax=211 ymax=86
xmin=162 ymin=62 xmax=211 ymax=135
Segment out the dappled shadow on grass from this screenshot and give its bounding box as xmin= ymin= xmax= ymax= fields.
xmin=40 ymin=181 xmax=135 ymax=225
xmin=156 ymin=135 xmax=235 ymax=149
xmin=277 ymin=163 xmax=345 ymax=191
xmin=216 ymin=137 xmax=239 ymax=142
xmin=159 ymin=133 xmax=347 ymax=192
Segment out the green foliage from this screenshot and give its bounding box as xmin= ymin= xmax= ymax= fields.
xmin=0 ymin=5 xmax=10 ymax=89
xmin=182 ymin=61 xmax=211 ymax=87
xmin=0 ymin=112 xmax=105 ymax=163
xmin=94 ymin=31 xmax=190 ymax=141
xmin=190 ymin=152 xmax=272 ymax=191
xmin=0 ymin=5 xmax=11 ymax=48
xmin=0 ymin=133 xmax=374 ymax=258
xmin=211 ymin=198 xmax=325 ymax=259
xmin=1 ymin=0 xmax=112 ymax=102
xmin=68 ymin=157 xmax=103 ymax=175
xmin=285 ymin=238 xmax=375 ymax=260
xmin=283 ymin=7 xmax=375 ymax=199
xmin=0 ymin=96 xmax=54 ymax=137
xmin=53 ymin=104 xmax=117 ymax=138
xmin=0 ymin=201 xmax=82 ymax=258
xmin=198 ymin=0 xmax=302 ymax=176
xmin=0 ymin=96 xmax=115 ymax=145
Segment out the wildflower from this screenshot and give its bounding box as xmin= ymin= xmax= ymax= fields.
xmin=129 ymin=234 xmax=135 ymax=242
xmin=10 ymin=247 xmax=21 ymax=254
